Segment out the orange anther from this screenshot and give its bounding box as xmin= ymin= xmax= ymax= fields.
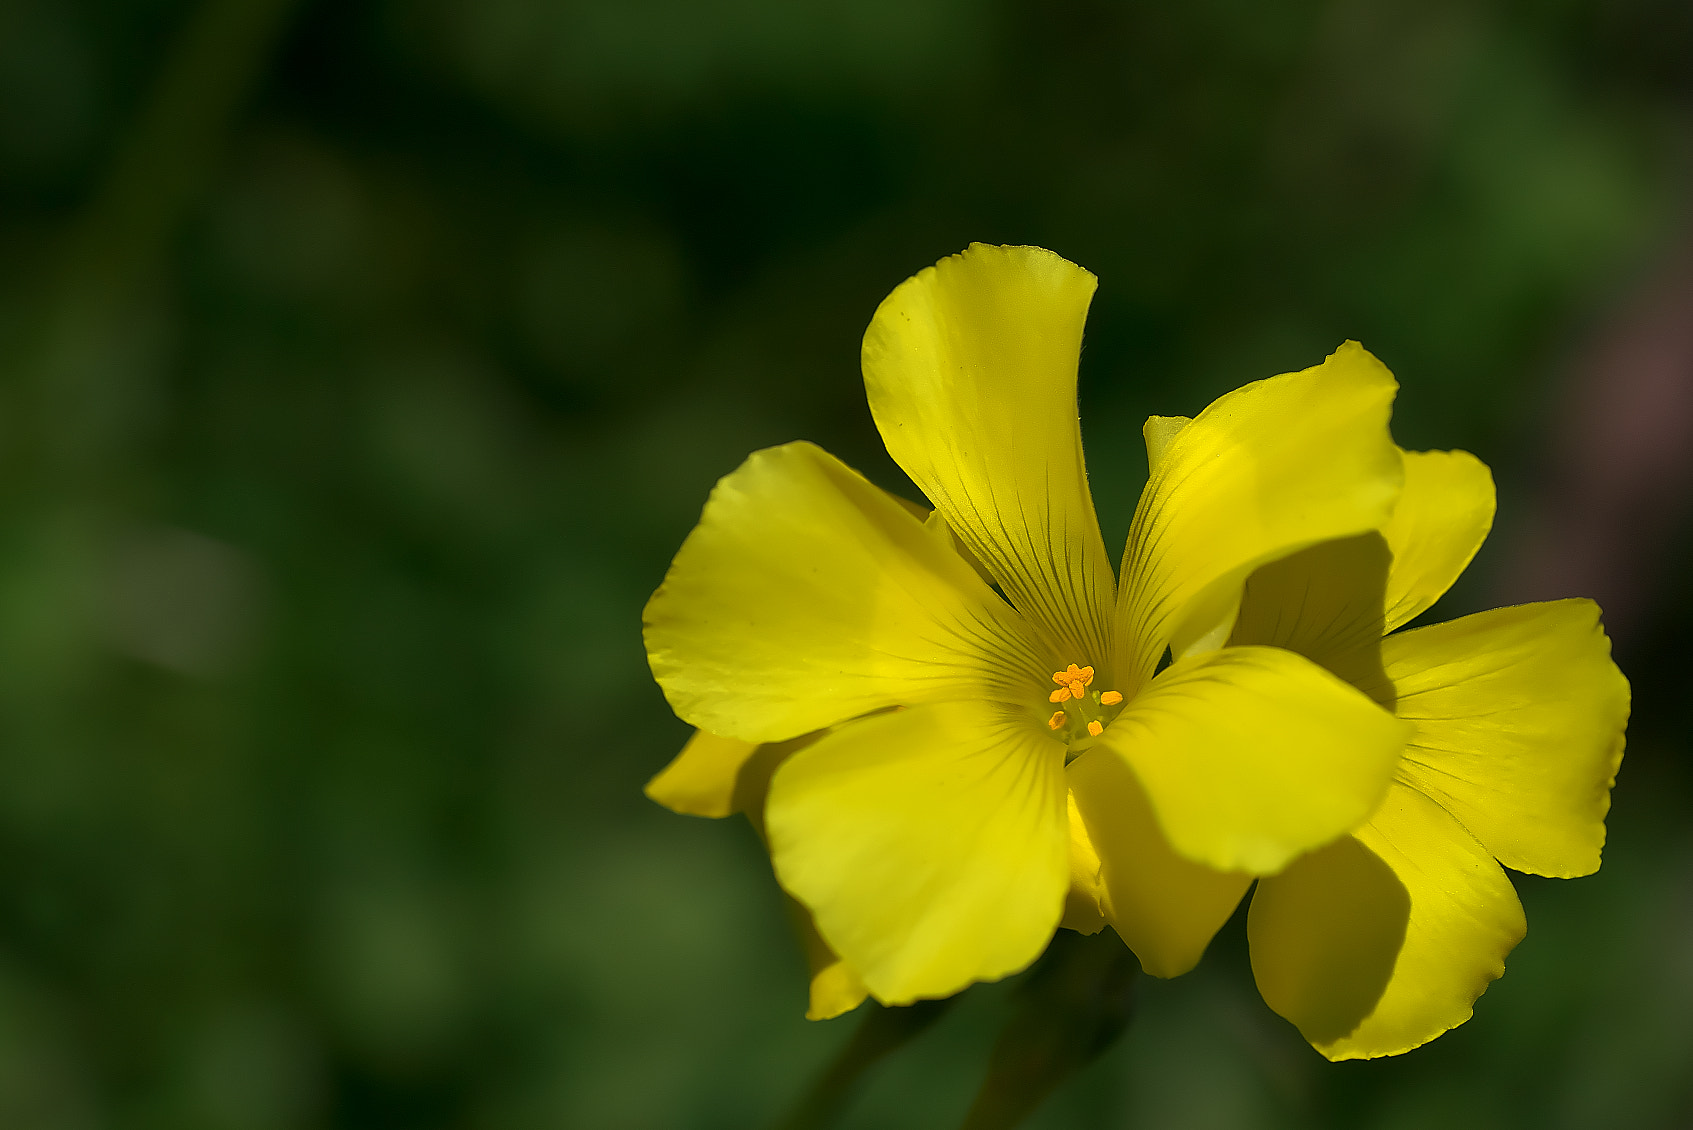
xmin=1047 ymin=711 xmax=1067 ymax=731
xmin=1051 ymin=663 xmax=1094 ymax=687
xmin=1100 ymin=690 xmax=1123 ymax=706
xmin=1050 ymin=664 xmax=1095 ymax=711
xmin=1087 ymin=720 xmax=1104 ymax=737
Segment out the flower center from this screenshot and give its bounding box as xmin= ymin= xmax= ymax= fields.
xmin=1045 ymin=664 xmax=1125 ymax=743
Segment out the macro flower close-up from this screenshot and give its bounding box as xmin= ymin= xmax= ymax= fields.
xmin=6 ymin=4 xmax=1689 ymax=1128
xmin=643 ymin=244 xmax=1422 ymax=1012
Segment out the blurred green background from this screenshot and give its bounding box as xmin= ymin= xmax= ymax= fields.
xmin=1 ymin=0 xmax=1691 ymax=1127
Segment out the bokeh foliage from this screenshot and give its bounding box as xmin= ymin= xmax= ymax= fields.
xmin=0 ymin=0 xmax=1690 ymax=1127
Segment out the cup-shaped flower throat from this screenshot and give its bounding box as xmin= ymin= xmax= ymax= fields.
xmin=643 ymin=244 xmax=1416 ymax=1005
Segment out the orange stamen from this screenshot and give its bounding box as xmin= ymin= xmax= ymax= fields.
xmin=1047 ymin=711 xmax=1067 ymax=731
xmin=1049 ymin=663 xmax=1095 ymax=705
xmin=1051 ymin=664 xmax=1094 ymax=687
xmin=1087 ymin=720 xmax=1104 ymax=737
xmin=1100 ymin=690 xmax=1123 ymax=706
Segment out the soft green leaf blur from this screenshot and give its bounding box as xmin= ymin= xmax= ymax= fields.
xmin=0 ymin=0 xmax=1689 ymax=1127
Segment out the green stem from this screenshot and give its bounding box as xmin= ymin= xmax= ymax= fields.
xmin=957 ymin=930 xmax=1140 ymax=1130
xmin=61 ymin=0 xmax=300 ymax=294
xmin=774 ymin=998 xmax=953 ymax=1130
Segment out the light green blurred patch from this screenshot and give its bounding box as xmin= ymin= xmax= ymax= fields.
xmin=490 ymin=820 xmax=838 ymax=1128
xmin=179 ymin=1004 xmax=326 ymax=1130
xmin=0 ymin=956 xmax=99 ymax=1130
xmin=310 ymin=867 xmax=478 ymax=1069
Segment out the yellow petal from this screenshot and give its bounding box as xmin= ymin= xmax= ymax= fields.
xmin=643 ymin=730 xmax=760 ymax=818
xmin=1141 ymin=415 xmax=1191 ymax=472
xmin=1381 ymin=449 xmax=1496 ymax=631
xmin=1066 ymin=748 xmax=1251 ymax=976
xmin=1228 ymin=533 xmax=1395 ymax=706
xmin=648 ymin=732 xmax=868 ymax=1019
xmin=861 ymin=244 xmax=1118 ymax=669
xmin=766 ymin=701 xmax=1069 ymax=1004
xmin=1093 ymin=645 xmax=1409 ymax=874
xmin=1228 ymin=451 xmax=1495 ymax=678
xmin=785 ymin=897 xmax=870 ymax=1020
xmin=1117 ymin=341 xmax=1403 ymax=685
xmin=1251 ymin=784 xmax=1527 ymax=1060
xmin=1386 ymin=600 xmax=1629 ymax=877
xmin=644 ymin=441 xmax=1048 ymax=743
xmin=1059 ymin=790 xmax=1108 ymax=936
xmin=1247 ymin=835 xmax=1409 ymax=1049
xmin=923 ymin=510 xmax=998 ymax=589
xmin=807 ymin=958 xmax=870 ymax=1021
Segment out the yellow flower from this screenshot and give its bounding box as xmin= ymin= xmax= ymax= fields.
xmin=643 ymin=244 xmax=1413 ymax=1009
xmin=1223 ymin=447 xmax=1630 ymax=1058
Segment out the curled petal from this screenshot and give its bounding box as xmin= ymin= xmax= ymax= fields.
xmin=1141 ymin=415 xmax=1192 ymax=473
xmin=1118 ymin=341 xmax=1403 ymax=685
xmin=862 ymin=244 xmax=1118 ymax=671
xmin=1381 ymin=449 xmax=1496 ymax=631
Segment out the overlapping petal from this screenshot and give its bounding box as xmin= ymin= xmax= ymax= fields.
xmin=652 ymin=728 xmax=871 ymax=1018
xmin=1381 ymin=449 xmax=1496 ymax=631
xmin=1385 ymin=600 xmax=1629 ymax=877
xmin=1228 ymin=455 xmax=1624 ymax=1058
xmin=1228 ymin=533 xmax=1395 ymax=706
xmin=861 ymin=244 xmax=1118 ymax=669
xmin=1059 ymin=790 xmax=1109 ymax=935
xmin=1250 ymin=784 xmax=1526 ymax=1060
xmin=1066 ymin=749 xmax=1251 ymax=976
xmin=1088 ymin=645 xmax=1409 ymax=875
xmin=1245 ymin=835 xmax=1409 ymax=1047
xmin=786 ymin=898 xmax=870 ymax=1020
xmin=1228 ymin=448 xmax=1494 ymax=692
xmin=642 ymin=245 xmax=1577 ymax=1045
xmin=1116 ymin=342 xmax=1403 ymax=685
xmin=1140 ymin=415 xmax=1193 ymax=472
xmin=643 ymin=441 xmax=1049 ymax=743
xmin=766 ymin=701 xmax=1070 ymax=1003
xmin=644 ymin=730 xmax=761 ymax=818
